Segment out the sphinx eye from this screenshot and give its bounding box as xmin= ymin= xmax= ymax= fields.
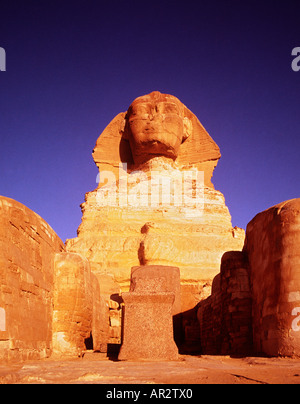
xmin=131 ymin=105 xmax=150 ymax=116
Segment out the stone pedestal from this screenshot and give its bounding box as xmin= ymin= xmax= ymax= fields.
xmin=118 ymin=292 xmax=178 ymax=361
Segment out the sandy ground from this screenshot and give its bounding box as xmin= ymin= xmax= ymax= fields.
xmin=0 ymin=352 xmax=300 ymax=384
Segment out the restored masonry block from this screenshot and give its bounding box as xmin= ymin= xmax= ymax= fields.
xmin=198 ymin=251 xmax=252 ymax=355
xmin=219 ymin=251 xmax=252 ymax=355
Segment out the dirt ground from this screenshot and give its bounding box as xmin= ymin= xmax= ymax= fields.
xmin=0 ymin=352 xmax=300 ymax=384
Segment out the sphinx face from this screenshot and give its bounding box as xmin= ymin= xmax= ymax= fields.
xmin=126 ymin=93 xmax=185 ymax=165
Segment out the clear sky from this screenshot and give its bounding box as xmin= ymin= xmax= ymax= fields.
xmin=1 ymin=0 xmax=300 ymax=242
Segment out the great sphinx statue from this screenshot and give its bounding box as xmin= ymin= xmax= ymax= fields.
xmin=66 ymin=91 xmax=244 ymax=313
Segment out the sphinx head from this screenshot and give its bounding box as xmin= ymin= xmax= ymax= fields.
xmin=124 ymin=91 xmax=192 ymax=165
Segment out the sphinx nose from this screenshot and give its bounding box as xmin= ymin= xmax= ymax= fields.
xmin=149 ymin=108 xmax=163 ymax=121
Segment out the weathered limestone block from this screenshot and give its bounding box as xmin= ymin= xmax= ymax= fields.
xmin=244 ymin=199 xmax=300 ymax=357
xmin=118 ymin=292 xmax=178 ymax=361
xmin=0 ymin=196 xmax=64 ymax=362
xmin=52 ymin=252 xmax=94 ymax=356
xmin=93 ymin=273 xmax=122 ymax=349
xmin=90 ymin=272 xmax=105 ymax=351
xmin=219 ymin=251 xmax=252 ymax=355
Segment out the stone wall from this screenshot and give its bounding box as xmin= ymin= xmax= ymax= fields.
xmin=244 ymin=199 xmax=300 ymax=357
xmin=0 ymin=197 xmax=64 ymax=361
xmin=197 ymin=251 xmax=252 ymax=355
xmin=197 ymin=275 xmax=222 ymax=354
xmin=2 ymin=192 xmax=299 ymax=361
xmin=0 ymin=197 xmax=121 ymax=361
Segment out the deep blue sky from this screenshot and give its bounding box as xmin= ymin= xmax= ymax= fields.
xmin=1 ymin=0 xmax=300 ymax=242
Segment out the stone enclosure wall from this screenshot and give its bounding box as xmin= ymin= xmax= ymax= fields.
xmin=244 ymin=199 xmax=300 ymax=357
xmin=0 ymin=197 xmax=64 ymax=361
xmin=0 ymin=197 xmax=114 ymax=361
xmin=197 ymin=251 xmax=253 ymax=355
xmin=198 ymin=199 xmax=300 ymax=358
xmin=1 ymin=196 xmax=300 ymax=360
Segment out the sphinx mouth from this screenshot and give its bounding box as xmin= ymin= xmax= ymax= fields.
xmin=144 ymin=127 xmax=155 ymax=133
xmin=140 ymin=140 xmax=176 ymax=155
xmin=143 ymin=123 xmax=161 ymax=132
xmin=140 ymin=139 xmax=162 ymax=147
